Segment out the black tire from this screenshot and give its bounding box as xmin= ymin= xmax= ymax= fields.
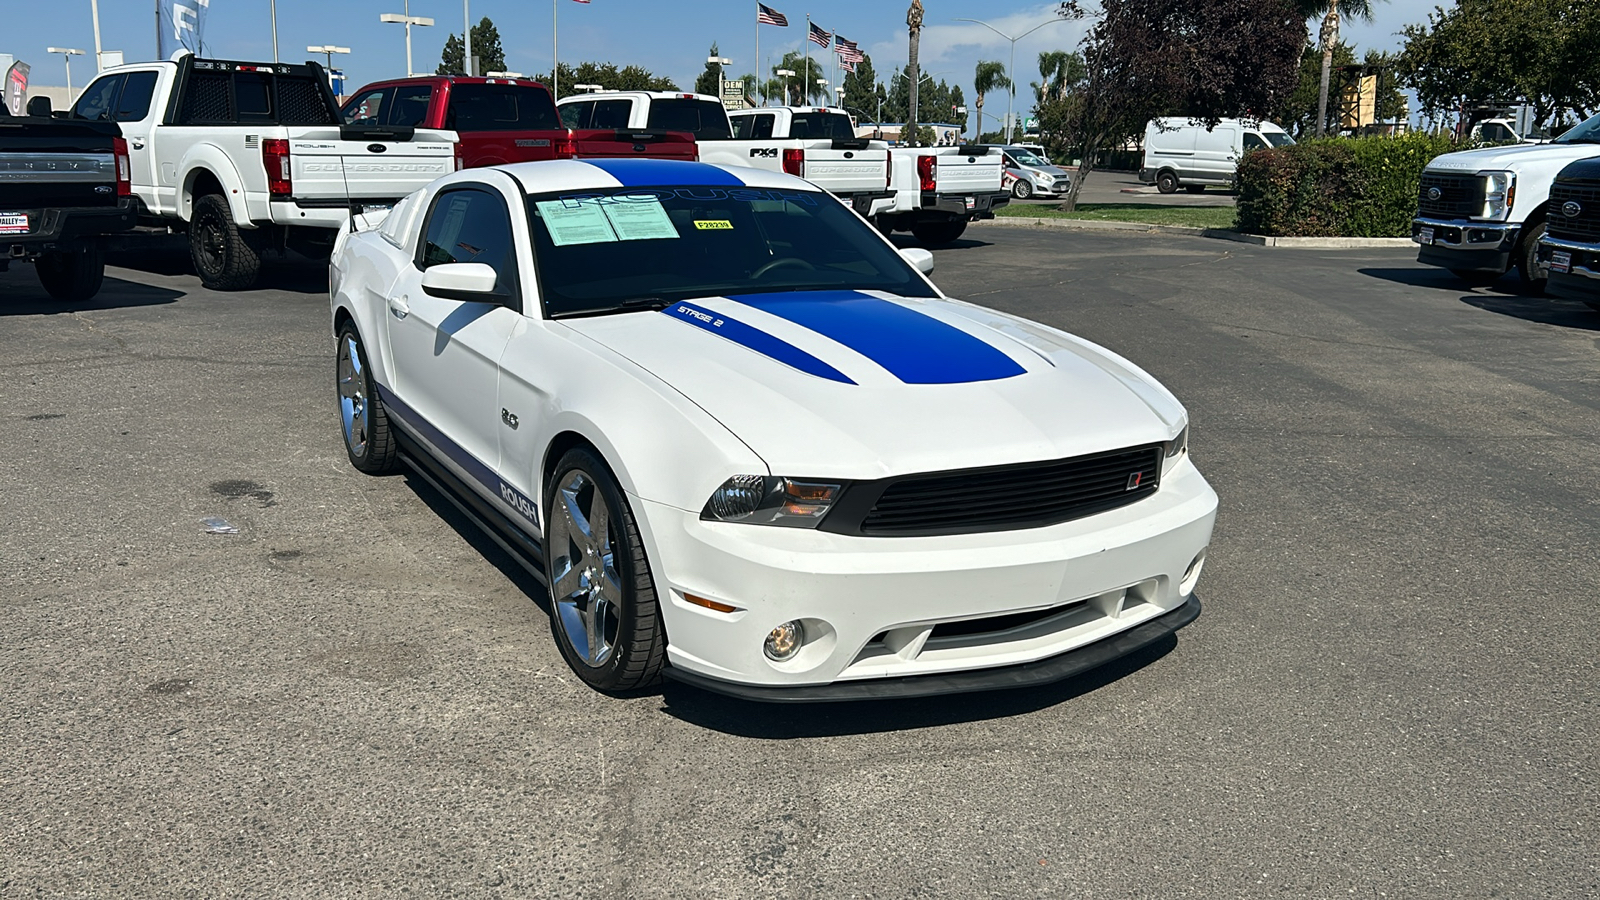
xmin=1156 ymin=170 xmax=1180 ymax=194
xmin=35 ymin=243 xmax=106 ymax=301
xmin=1012 ymin=178 xmax=1033 ymax=200
xmin=335 ymin=324 xmax=398 ymax=475
xmin=1515 ymin=219 xmax=1548 ymax=293
xmin=910 ymin=219 xmax=968 ymax=246
xmin=544 ymin=447 xmax=666 ymax=693
xmin=873 ymin=215 xmax=896 ymax=237
xmin=1184 ymin=184 xmax=1206 ymax=194
xmin=1449 ymin=268 xmax=1502 ymax=288
xmin=189 ymin=193 xmax=263 ymax=291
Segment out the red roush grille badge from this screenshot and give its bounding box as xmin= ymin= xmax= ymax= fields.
xmin=1126 ymin=472 xmax=1143 ymax=491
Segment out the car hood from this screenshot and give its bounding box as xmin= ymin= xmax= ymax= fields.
xmin=559 ymin=290 xmax=1184 ymax=480
xmin=1425 ymin=141 xmax=1600 ymax=173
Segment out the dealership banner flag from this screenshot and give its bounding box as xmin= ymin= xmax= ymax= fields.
xmin=159 ymin=0 xmax=211 ymax=59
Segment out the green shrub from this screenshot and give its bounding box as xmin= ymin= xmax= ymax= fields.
xmin=1235 ymin=132 xmax=1460 ymax=237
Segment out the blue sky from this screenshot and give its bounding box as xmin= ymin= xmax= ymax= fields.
xmin=8 ymin=0 xmax=1440 ymax=107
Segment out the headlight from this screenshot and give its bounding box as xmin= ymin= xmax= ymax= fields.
xmin=1479 ymin=171 xmax=1516 ymax=220
xmin=1035 ymin=173 xmax=1054 ymax=184
xmin=1162 ymin=423 xmax=1189 ymax=475
xmin=701 ymin=476 xmax=843 ymax=528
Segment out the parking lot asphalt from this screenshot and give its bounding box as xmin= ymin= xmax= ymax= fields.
xmin=3 ymin=229 xmax=1597 ymax=898
xmin=1014 ymin=171 xmax=1238 ymax=207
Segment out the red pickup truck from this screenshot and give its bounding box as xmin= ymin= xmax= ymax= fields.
xmin=340 ymin=76 xmax=696 ymax=168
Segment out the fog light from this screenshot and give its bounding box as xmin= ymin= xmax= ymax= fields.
xmin=764 ymin=620 xmax=805 ymax=661
xmin=1180 ymin=549 xmax=1207 ymax=597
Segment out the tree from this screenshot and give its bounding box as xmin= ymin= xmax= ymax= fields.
xmin=1294 ymin=0 xmax=1381 ymax=136
xmin=695 ymin=43 xmax=724 ymax=97
xmin=841 ymin=54 xmax=881 ymax=123
xmin=1042 ymin=0 xmax=1303 ymax=210
xmin=437 ymin=17 xmax=506 ymax=76
xmin=1396 ymin=0 xmax=1600 ymax=129
xmin=536 ymin=62 xmax=677 ymax=100
xmin=906 ymin=1 xmax=924 ymax=145
xmin=770 ymin=50 xmax=830 ymax=105
xmin=973 ymin=60 xmax=1010 ymax=142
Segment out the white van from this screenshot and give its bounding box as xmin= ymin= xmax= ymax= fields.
xmin=1141 ymin=118 xmax=1294 ymax=193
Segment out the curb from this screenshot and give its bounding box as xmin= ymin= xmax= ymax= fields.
xmin=974 ymin=215 xmax=1416 ymax=249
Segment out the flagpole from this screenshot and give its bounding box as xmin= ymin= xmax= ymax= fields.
xmin=804 ymin=14 xmax=810 ymax=106
xmin=552 ymin=0 xmax=559 ymax=98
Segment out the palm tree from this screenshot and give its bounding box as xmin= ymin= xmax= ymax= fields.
xmin=1298 ymin=0 xmax=1381 ymax=136
xmin=906 ymin=1 xmax=925 ymax=145
xmin=973 ymin=60 xmax=1010 ymax=142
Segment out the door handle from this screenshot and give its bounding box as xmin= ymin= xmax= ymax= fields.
xmin=388 ymin=295 xmax=410 ymax=319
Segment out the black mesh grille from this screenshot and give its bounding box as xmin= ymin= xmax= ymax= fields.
xmin=1547 ymin=183 xmax=1600 ymax=242
xmin=822 ymin=445 xmax=1164 ymax=537
xmin=277 ymin=78 xmax=335 ymax=125
xmin=181 ymin=72 xmax=234 ymax=123
xmin=1418 ymin=172 xmax=1485 ymax=218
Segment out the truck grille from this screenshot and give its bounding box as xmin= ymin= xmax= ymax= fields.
xmin=1417 ymin=173 xmax=1485 ymax=219
xmin=1547 ymin=183 xmax=1600 ymax=242
xmin=820 ymin=445 xmax=1164 ymax=537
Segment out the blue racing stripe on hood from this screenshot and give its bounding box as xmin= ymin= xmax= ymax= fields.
xmin=728 ymin=291 xmax=1026 ymax=385
xmin=581 ymin=158 xmax=745 ymax=187
xmin=663 ymin=302 xmax=855 ymax=384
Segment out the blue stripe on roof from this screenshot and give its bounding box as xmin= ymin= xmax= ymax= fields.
xmin=581 ymin=158 xmax=745 ymax=187
xmin=727 ymin=291 xmax=1026 ymax=385
xmin=663 ymin=301 xmax=855 ymax=384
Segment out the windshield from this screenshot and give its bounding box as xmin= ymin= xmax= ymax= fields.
xmin=524 ymin=186 xmax=936 ymax=317
xmin=1555 ymin=112 xmax=1600 ymax=144
xmin=1008 ymin=148 xmax=1049 ymax=167
xmin=1266 ymin=132 xmax=1295 ymax=147
xmin=789 ymin=113 xmax=855 ymax=140
xmin=645 ymin=99 xmax=733 ymax=140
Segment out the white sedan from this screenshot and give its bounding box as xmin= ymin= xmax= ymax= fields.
xmin=328 ymin=158 xmax=1217 ymax=701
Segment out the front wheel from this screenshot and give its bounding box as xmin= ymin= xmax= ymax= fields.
xmin=336 ymin=325 xmax=398 ymax=474
xmin=1156 ymin=171 xmax=1180 ymax=194
xmin=545 ymin=448 xmax=666 ymax=693
xmin=35 ymin=243 xmax=106 ymax=301
xmin=1012 ymin=179 xmax=1033 ymax=200
xmin=910 ymin=219 xmax=968 ymax=246
xmin=1515 ymin=219 xmax=1548 ymax=294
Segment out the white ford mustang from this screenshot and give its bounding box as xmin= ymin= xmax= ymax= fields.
xmin=328 ymin=158 xmax=1217 ymax=701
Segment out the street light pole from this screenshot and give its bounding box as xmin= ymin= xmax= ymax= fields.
xmin=270 ymin=0 xmax=279 ymax=62
xmin=91 ymin=0 xmax=104 ymax=71
xmin=954 ymin=15 xmax=1067 ymax=144
xmin=380 ymin=1 xmax=434 ymax=77
xmin=47 ymin=48 xmax=85 ymax=104
xmin=708 ymin=55 xmax=732 ymax=107
xmin=464 ymin=0 xmax=473 ymax=76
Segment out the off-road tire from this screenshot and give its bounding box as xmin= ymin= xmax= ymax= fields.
xmin=190 ymin=193 xmax=263 ymax=291
xmin=1156 ymin=170 xmax=1180 ymax=194
xmin=911 ymin=219 xmax=968 ymax=246
xmin=545 ymin=447 xmax=666 ymax=693
xmin=35 ymin=243 xmax=106 ymax=301
xmin=336 ymin=324 xmax=399 ymax=474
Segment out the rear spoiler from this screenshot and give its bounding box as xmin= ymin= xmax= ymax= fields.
xmin=580 ymin=129 xmax=696 ymax=144
xmin=340 ymin=124 xmax=417 ymax=142
xmin=830 ymin=137 xmax=872 ymax=151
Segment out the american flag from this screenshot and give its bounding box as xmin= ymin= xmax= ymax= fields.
xmin=839 ymin=58 xmax=856 ymax=73
xmin=833 ymin=35 xmax=863 ymax=63
xmin=756 ymin=3 xmax=788 ymax=26
xmin=808 ymin=22 xmax=832 ymax=47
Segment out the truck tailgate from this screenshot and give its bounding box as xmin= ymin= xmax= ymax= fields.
xmin=803 ymin=145 xmax=889 ymax=194
xmin=288 ymin=127 xmax=456 ymax=201
xmin=935 ymin=152 xmax=1003 ymax=193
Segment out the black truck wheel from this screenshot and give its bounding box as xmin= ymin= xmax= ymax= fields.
xmin=35 ymin=243 xmax=106 ymax=301
xmin=190 ymin=194 xmax=263 ymax=291
xmin=1514 ymin=219 xmax=1548 ymax=293
xmin=911 ymin=219 xmax=968 ymax=246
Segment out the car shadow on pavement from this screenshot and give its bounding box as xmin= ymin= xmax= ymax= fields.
xmin=657 ymin=636 xmax=1178 ymax=738
xmin=889 ymin=235 xmax=993 ymax=252
xmin=1457 ymin=291 xmax=1600 ymax=331
xmin=400 ymin=471 xmax=553 ymax=614
xmin=107 ymin=246 xmax=332 ymax=296
xmin=0 ymin=270 xmax=184 ymax=316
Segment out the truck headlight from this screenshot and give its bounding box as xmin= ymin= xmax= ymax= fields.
xmin=702 ymin=476 xmax=843 ymax=528
xmin=1479 ymin=171 xmax=1516 ymax=221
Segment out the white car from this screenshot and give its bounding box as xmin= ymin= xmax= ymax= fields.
xmin=328 ymin=158 xmax=1217 ymax=700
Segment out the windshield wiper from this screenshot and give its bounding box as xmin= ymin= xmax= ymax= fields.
xmin=552 ymin=297 xmax=675 ymax=319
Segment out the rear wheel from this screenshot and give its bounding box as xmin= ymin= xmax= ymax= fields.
xmin=545 ymin=448 xmax=666 ymax=693
xmin=1514 ymin=219 xmax=1548 ymax=294
xmin=35 ymin=243 xmax=105 ymax=301
xmin=189 ymin=193 xmax=263 ymax=291
xmin=1012 ymin=179 xmax=1033 ymax=200
xmin=1449 ymin=269 xmax=1502 ymax=288
xmin=335 ymin=324 xmax=398 ymax=474
xmin=1156 ymin=170 xmax=1180 ymax=194
xmin=911 ymin=219 xmax=968 ymax=246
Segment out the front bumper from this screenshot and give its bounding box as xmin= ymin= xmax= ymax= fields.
xmin=1 ymin=198 xmax=138 ymax=252
xmin=1412 ymin=216 xmax=1518 ymax=273
xmin=637 ymin=458 xmax=1217 ymax=698
xmin=1538 ymin=234 xmax=1600 ymax=302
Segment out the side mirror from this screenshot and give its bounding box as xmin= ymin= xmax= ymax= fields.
xmin=420 ymin=262 xmax=505 ymax=302
xmin=26 ymin=96 xmax=53 ymax=117
xmin=899 ymin=247 xmax=935 ymax=276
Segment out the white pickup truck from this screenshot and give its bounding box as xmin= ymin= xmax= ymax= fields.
xmin=1411 ymin=111 xmax=1600 ymax=289
xmin=70 ymin=55 xmax=457 ymax=290
xmin=557 ymin=93 xmax=894 ymax=217
xmin=877 ymin=145 xmax=1009 ymax=246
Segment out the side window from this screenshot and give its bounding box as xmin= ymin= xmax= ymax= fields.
xmin=590 ymin=100 xmax=631 ymax=130
xmin=749 ymin=114 xmax=775 ymax=139
xmin=72 ymin=75 xmax=124 ymax=122
xmin=559 ymin=101 xmax=588 ymax=130
xmin=388 ymin=84 xmax=433 ymax=127
xmin=1243 ymin=133 xmax=1268 ymax=152
xmin=731 ymin=115 xmax=752 ymax=139
xmin=345 ymin=88 xmax=389 ymax=124
xmin=418 ymin=188 xmax=519 ymax=303
xmin=113 ymin=71 xmax=158 ymax=122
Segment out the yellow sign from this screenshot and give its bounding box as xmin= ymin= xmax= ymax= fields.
xmin=694 ymin=220 xmax=734 ymax=230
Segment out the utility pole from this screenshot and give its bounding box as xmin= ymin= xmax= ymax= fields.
xmin=464 ymin=0 xmax=473 ymax=76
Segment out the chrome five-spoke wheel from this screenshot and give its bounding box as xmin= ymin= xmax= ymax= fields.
xmin=338 ymin=335 xmax=369 ymax=459
xmin=334 ymin=325 xmax=396 ymax=474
